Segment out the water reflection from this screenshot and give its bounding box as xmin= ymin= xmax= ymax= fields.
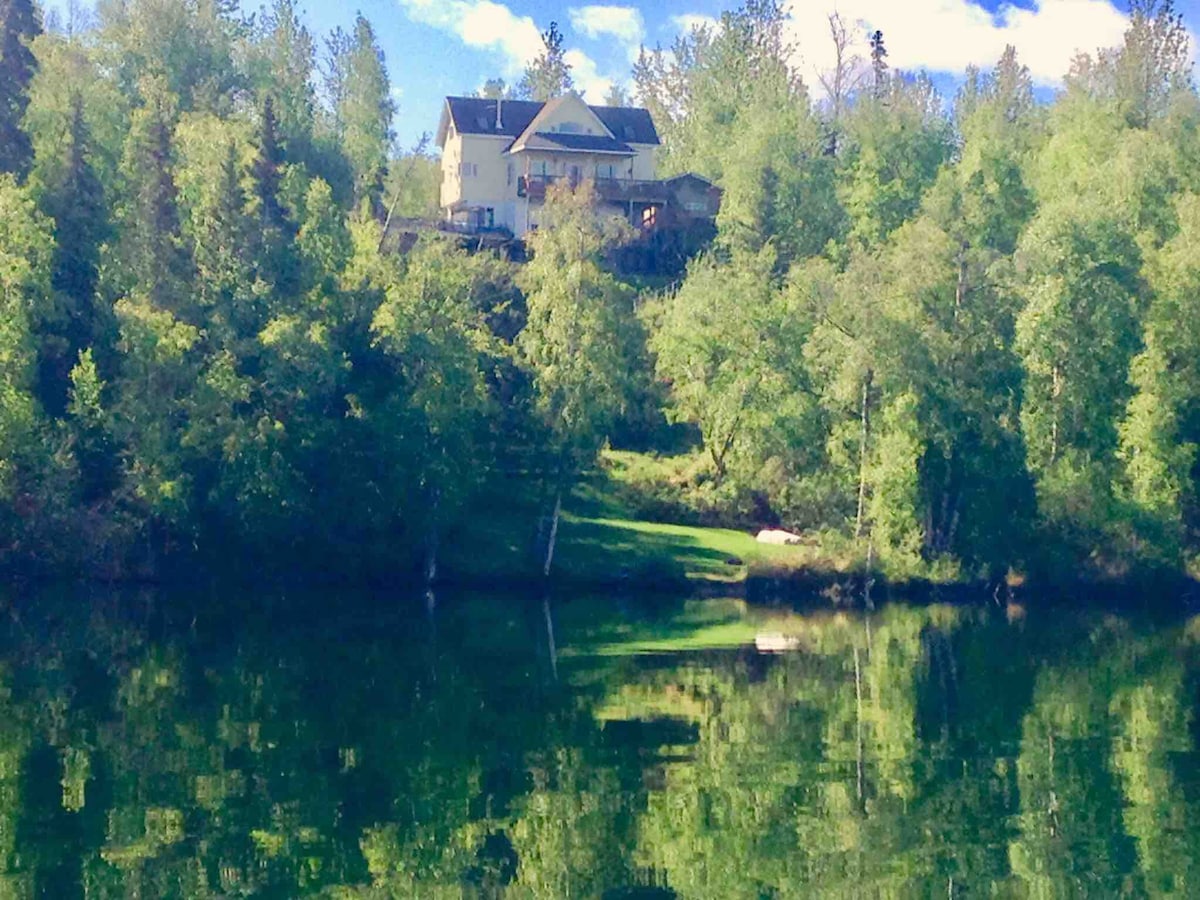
xmin=0 ymin=585 xmax=1196 ymax=897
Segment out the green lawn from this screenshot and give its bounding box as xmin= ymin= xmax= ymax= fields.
xmin=439 ymin=465 xmax=826 ymax=588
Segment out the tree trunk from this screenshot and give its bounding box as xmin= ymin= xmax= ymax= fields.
xmin=1050 ymin=365 xmax=1062 ymax=465
xmin=854 ymin=645 xmax=865 ymax=809
xmin=855 ymin=370 xmax=874 ymax=538
xmin=542 ymin=592 xmax=558 ymax=680
xmin=542 ymin=489 xmax=562 ymax=578
xmin=423 ymin=485 xmax=440 ymax=587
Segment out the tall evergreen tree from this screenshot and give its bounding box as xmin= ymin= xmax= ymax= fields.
xmin=518 ymin=22 xmax=573 ymax=102
xmin=115 ymin=78 xmax=192 ymax=317
xmin=335 ymin=15 xmax=394 ymax=216
xmin=254 ymin=0 xmax=315 ymax=154
xmin=0 ymin=0 xmax=41 ymax=180
xmin=38 ymin=92 xmax=110 ymax=414
xmin=869 ymin=29 xmax=888 ymax=98
xmin=251 ymin=95 xmax=298 ymax=292
xmin=252 ymin=95 xmax=287 ymax=230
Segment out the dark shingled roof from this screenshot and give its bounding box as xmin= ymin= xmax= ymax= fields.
xmin=592 ymin=106 xmax=659 ymax=146
xmin=443 ymin=96 xmax=660 ymax=145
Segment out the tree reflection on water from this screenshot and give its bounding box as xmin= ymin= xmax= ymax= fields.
xmin=0 ymin=585 xmax=1195 ymax=898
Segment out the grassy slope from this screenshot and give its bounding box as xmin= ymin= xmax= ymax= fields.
xmin=440 ymin=462 xmax=828 ymax=588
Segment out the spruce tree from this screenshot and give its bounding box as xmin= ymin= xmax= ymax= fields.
xmin=0 ymin=0 xmax=41 ymax=180
xmin=255 ymin=0 xmax=316 ymax=153
xmin=118 ymin=80 xmax=192 ymax=316
xmin=336 ymin=15 xmax=394 ymax=216
xmin=519 ymin=22 xmax=574 ymax=102
xmin=40 ymin=92 xmax=110 ymax=413
xmin=252 ymin=94 xmax=298 ymax=292
xmin=253 ymin=95 xmax=288 ymax=230
xmin=869 ymin=29 xmax=888 ymax=98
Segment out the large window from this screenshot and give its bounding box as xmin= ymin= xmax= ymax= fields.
xmin=458 ymin=162 xmax=477 ymax=178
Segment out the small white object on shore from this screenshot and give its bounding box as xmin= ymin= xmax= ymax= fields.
xmin=755 ymin=632 xmax=801 ymax=653
xmin=755 ymin=528 xmax=803 ymax=545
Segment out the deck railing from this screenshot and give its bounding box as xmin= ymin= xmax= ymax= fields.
xmin=518 ymin=175 xmax=671 ymax=204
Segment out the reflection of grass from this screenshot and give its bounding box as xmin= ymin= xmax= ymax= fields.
xmin=583 ymin=620 xmax=762 ymax=656
xmin=562 ymin=597 xmax=827 ymax=658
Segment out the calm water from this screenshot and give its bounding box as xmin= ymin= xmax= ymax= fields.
xmin=0 ymin=584 xmax=1198 ymax=898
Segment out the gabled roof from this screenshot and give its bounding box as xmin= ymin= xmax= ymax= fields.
xmin=437 ymin=95 xmax=660 ymax=148
xmin=593 ymin=106 xmax=659 ymax=146
xmin=665 ymin=172 xmax=721 ymax=190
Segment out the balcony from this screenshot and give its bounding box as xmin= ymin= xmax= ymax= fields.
xmin=518 ymin=174 xmax=671 ymax=205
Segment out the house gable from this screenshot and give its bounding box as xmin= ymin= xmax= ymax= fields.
xmin=508 ymin=93 xmax=616 ymax=154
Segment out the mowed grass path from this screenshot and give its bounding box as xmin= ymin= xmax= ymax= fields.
xmin=554 ymin=515 xmax=802 ymax=584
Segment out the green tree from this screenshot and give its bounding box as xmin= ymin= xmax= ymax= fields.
xmin=1070 ymin=0 xmax=1191 ymax=129
xmin=251 ymin=0 xmax=315 ymax=155
xmin=334 ymin=14 xmax=395 ymax=215
xmin=0 ymin=0 xmax=41 ymax=179
xmin=1014 ymin=201 xmax=1144 ymax=551
xmin=112 ymin=77 xmax=193 ymax=318
xmin=477 ymin=78 xmax=513 ymax=101
xmin=1114 ymin=192 xmax=1200 ymax=562
xmin=518 ymin=21 xmax=573 ymax=102
xmin=0 ymin=177 xmax=59 ymax=556
xmin=869 ymin=29 xmax=888 ymax=97
xmin=251 ymin=95 xmax=299 ymax=292
xmin=95 ymin=0 xmax=244 ymax=113
xmin=648 ymin=247 xmax=817 ymax=485
xmin=371 ymin=239 xmax=497 ymax=580
xmin=838 ymin=73 xmax=952 ymax=249
xmin=518 ymin=183 xmax=638 ymax=572
xmin=36 ymin=91 xmax=112 ymax=415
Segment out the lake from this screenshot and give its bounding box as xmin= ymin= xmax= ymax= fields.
xmin=0 ymin=583 xmax=1197 ymax=897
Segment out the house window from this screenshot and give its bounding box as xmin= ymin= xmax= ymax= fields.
xmin=485 ymin=207 xmax=495 ymax=228
xmin=558 ymin=121 xmax=582 ymax=133
xmin=458 ymin=162 xmax=477 ymax=178
xmin=568 ymin=164 xmax=581 ymax=184
xmin=597 ymin=163 xmax=615 ymax=180
xmin=641 ymin=206 xmax=657 ymax=229
xmin=507 ymin=163 xmax=513 ymax=186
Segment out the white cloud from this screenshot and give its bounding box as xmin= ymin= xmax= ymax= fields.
xmin=569 ymin=5 xmax=645 ymax=44
xmin=565 ymin=49 xmax=616 ymax=102
xmin=783 ymin=0 xmax=1134 ymax=91
xmin=397 ymin=0 xmax=544 ymax=76
xmin=399 ymin=0 xmax=624 ymax=96
xmin=671 ymin=13 xmax=721 ymax=35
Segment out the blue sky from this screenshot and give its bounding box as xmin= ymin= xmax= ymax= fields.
xmin=314 ymin=0 xmax=1198 ymax=148
xmin=182 ymin=0 xmax=1200 ymax=147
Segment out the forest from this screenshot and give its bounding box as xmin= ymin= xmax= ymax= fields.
xmin=1 ymin=0 xmax=1199 ymax=585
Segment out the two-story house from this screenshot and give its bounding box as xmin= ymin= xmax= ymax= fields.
xmin=436 ymin=92 xmax=719 ymax=238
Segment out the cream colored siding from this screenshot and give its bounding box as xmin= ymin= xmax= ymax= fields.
xmin=629 ymin=143 xmax=657 ymax=181
xmin=441 ymin=133 xmax=522 ymax=230
xmin=438 ymin=95 xmax=663 ymax=237
xmin=528 ymin=96 xmax=609 ymax=136
xmin=440 ymin=128 xmax=463 ymax=209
